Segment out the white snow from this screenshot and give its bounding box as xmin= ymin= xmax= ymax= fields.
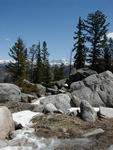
xmin=12 ymin=110 xmax=42 ymax=127
xmin=0 ymin=60 xmax=10 ymax=64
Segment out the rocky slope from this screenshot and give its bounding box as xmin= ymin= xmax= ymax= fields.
xmin=1 ymin=70 xmax=113 ymax=149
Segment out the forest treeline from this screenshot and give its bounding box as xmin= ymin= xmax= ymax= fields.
xmin=6 ymin=10 xmax=113 ymax=85
xmin=6 ymin=39 xmax=65 ymax=85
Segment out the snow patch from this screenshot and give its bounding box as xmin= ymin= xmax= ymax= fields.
xmin=12 ymin=110 xmax=42 ymax=127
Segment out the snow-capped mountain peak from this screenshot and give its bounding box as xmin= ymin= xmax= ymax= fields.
xmin=0 ymin=60 xmax=10 ymax=64
xmin=50 ymin=59 xmax=70 ymax=66
xmin=0 ymin=59 xmax=71 ymax=66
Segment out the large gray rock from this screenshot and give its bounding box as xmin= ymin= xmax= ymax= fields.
xmin=40 ymin=94 xmax=71 ymax=113
xmin=55 ymin=79 xmax=68 ymax=88
xmin=80 ymin=100 xmax=97 ymax=123
xmin=107 ymin=145 xmax=113 ymax=150
xmin=0 ymin=83 xmax=21 ymax=102
xmin=46 ymin=88 xmax=59 ymax=95
xmin=0 ymin=106 xmax=15 ymax=140
xmin=70 ymin=71 xmax=113 ymax=107
xmin=21 ymin=93 xmax=37 ymax=103
xmin=69 ymin=68 xmax=97 ymax=85
xmin=44 ymin=103 xmax=58 ymax=113
xmin=36 ymin=84 xmax=46 ymax=96
xmin=71 ymin=94 xmax=81 ymax=107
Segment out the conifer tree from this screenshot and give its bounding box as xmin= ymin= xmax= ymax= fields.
xmin=7 ymin=38 xmax=27 ymax=81
xmin=59 ymin=63 xmax=65 ymax=79
xmin=53 ymin=65 xmax=59 ymax=81
xmin=42 ymin=41 xmax=49 ymax=63
xmin=108 ymin=38 xmax=113 ymax=70
xmin=34 ymin=41 xmax=43 ymax=83
xmin=102 ymin=35 xmax=111 ymax=71
xmin=41 ymin=41 xmax=52 ymax=85
xmin=43 ymin=63 xmax=52 ymax=85
xmin=73 ymin=17 xmax=87 ymax=69
xmin=103 ymin=37 xmax=113 ymax=71
xmin=85 ymin=10 xmax=109 ymax=70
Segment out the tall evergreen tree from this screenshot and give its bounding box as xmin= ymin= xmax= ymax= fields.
xmin=108 ymin=38 xmax=113 ymax=70
xmin=59 ymin=63 xmax=65 ymax=79
xmin=42 ymin=41 xmax=49 ymax=63
xmin=53 ymin=65 xmax=60 ymax=81
xmin=85 ymin=10 xmax=109 ymax=70
xmin=42 ymin=63 xmax=52 ymax=85
xmin=41 ymin=41 xmax=52 ymax=85
xmin=102 ymin=35 xmax=111 ymax=71
xmin=103 ymin=37 xmax=113 ymax=71
xmin=7 ymin=38 xmax=27 ymax=80
xmin=73 ymin=17 xmax=87 ymax=69
xmin=34 ymin=41 xmax=43 ymax=83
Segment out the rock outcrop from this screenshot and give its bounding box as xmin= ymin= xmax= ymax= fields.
xmin=70 ymin=71 xmax=113 ymax=107
xmin=36 ymin=84 xmax=46 ymax=96
xmin=69 ymin=68 xmax=97 ymax=85
xmin=43 ymin=103 xmax=58 ymax=114
xmin=0 ymin=106 xmax=15 ymax=140
xmin=40 ymin=93 xmax=71 ymax=113
xmin=0 ymin=83 xmax=21 ymax=103
xmin=21 ymin=93 xmax=37 ymax=103
xmin=80 ymin=100 xmax=97 ymax=122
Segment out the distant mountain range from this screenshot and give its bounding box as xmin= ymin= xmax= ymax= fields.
xmin=0 ymin=59 xmax=72 ymax=66
xmin=0 ymin=61 xmax=11 ymax=82
xmin=50 ymin=59 xmax=72 ymax=66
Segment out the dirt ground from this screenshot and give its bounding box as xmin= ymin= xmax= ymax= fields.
xmin=31 ymin=114 xmax=113 ymax=150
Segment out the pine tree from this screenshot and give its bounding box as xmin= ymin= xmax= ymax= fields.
xmin=42 ymin=63 xmax=52 ymax=85
xmin=73 ymin=17 xmax=87 ymax=69
xmin=103 ymin=37 xmax=113 ymax=71
xmin=41 ymin=41 xmax=52 ymax=85
xmin=42 ymin=41 xmax=49 ymax=63
xmin=102 ymin=35 xmax=111 ymax=71
xmin=34 ymin=41 xmax=43 ymax=83
xmin=85 ymin=10 xmax=109 ymax=70
xmin=53 ymin=65 xmax=60 ymax=81
xmin=109 ymin=38 xmax=113 ymax=71
xmin=7 ymin=38 xmax=27 ymax=81
xmin=59 ymin=63 xmax=65 ymax=79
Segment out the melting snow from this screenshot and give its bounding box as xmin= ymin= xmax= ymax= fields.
xmin=12 ymin=110 xmax=42 ymax=127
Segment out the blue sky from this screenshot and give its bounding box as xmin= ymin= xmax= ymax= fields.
xmin=0 ymin=0 xmax=113 ymax=60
